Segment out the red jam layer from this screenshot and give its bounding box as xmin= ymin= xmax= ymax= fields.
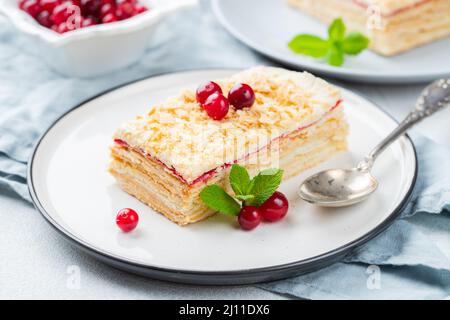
xmin=114 ymin=99 xmax=342 ymax=187
xmin=352 ymin=0 xmax=431 ymax=17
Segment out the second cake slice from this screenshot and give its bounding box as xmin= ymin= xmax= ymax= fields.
xmin=287 ymin=0 xmax=450 ymax=56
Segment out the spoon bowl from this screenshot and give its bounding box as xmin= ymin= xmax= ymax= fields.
xmin=299 ymin=168 xmax=378 ymax=207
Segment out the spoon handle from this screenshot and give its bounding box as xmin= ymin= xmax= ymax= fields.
xmin=359 ymin=78 xmax=450 ymax=171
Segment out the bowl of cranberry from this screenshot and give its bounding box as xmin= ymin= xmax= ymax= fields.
xmin=0 ymin=0 xmax=197 ymax=77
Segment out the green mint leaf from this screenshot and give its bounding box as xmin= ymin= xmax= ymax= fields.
xmin=247 ymin=169 xmax=283 ymax=207
xmin=229 ymin=164 xmax=251 ymax=196
xmin=326 ymin=43 xmax=345 ymax=66
xmin=342 ymin=32 xmax=369 ymax=55
xmin=200 ymin=185 xmax=241 ymax=216
xmin=235 ymin=194 xmax=255 ymax=202
xmin=259 ymin=168 xmax=281 ymax=175
xmin=288 ymin=18 xmax=368 ymax=67
xmin=288 ymin=34 xmax=330 ymax=58
xmin=328 ymin=18 xmax=346 ymax=42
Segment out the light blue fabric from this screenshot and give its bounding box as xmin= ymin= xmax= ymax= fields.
xmin=0 ymin=0 xmax=448 ymax=299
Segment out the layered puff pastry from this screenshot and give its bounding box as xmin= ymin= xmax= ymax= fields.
xmin=287 ymin=0 xmax=450 ymax=56
xmin=109 ymin=67 xmax=348 ymax=225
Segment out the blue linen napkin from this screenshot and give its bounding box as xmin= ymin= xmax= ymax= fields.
xmin=0 ymin=0 xmax=448 ymax=299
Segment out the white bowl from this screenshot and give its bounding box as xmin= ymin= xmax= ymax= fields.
xmin=0 ymin=0 xmax=197 ymax=77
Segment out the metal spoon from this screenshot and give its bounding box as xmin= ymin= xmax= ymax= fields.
xmin=298 ymin=78 xmax=450 ymax=207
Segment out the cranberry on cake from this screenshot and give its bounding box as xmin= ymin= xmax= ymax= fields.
xmin=109 ymin=67 xmax=348 ymax=225
xmin=287 ymin=0 xmax=450 ymax=56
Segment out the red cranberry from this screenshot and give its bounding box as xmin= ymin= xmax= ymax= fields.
xmin=116 ymin=208 xmax=139 ymax=232
xmin=22 ymin=0 xmax=42 ymax=18
xmin=66 ymin=13 xmax=83 ymax=30
xmin=81 ymin=17 xmax=96 ymax=27
xmin=196 ymin=81 xmax=222 ymax=105
xmin=102 ymin=12 xmax=118 ymax=23
xmin=39 ymin=0 xmax=59 ymax=12
xmin=100 ymin=3 xmax=114 ymax=17
xmin=19 ymin=0 xmax=28 ymax=10
xmin=100 ymin=0 xmax=114 ymax=4
xmin=115 ymin=2 xmax=134 ymax=19
xmin=228 ymin=83 xmax=255 ymax=110
xmin=238 ymin=206 xmax=261 ymax=230
xmin=134 ymin=4 xmax=147 ymax=14
xmin=51 ymin=2 xmax=74 ymax=25
xmin=80 ymin=0 xmax=101 ymax=16
xmin=37 ymin=10 xmax=52 ymax=27
xmin=203 ymin=93 xmax=229 ymax=120
xmin=259 ymin=191 xmax=289 ymax=222
xmin=117 ymin=0 xmax=136 ymax=4
xmin=56 ymin=22 xmax=70 ymax=33
xmin=85 ymin=14 xmax=99 ymax=23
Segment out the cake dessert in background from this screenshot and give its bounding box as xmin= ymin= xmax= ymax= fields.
xmin=287 ymin=0 xmax=450 ymax=56
xmin=109 ymin=67 xmax=348 ymax=225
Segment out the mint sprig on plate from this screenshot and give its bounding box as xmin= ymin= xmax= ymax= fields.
xmin=246 ymin=168 xmax=283 ymax=207
xmin=200 ymin=164 xmax=283 ymax=216
xmin=199 ymin=184 xmax=241 ymax=216
xmin=288 ymin=18 xmax=369 ymax=67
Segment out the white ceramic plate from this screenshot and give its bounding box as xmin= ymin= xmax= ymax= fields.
xmin=212 ymin=0 xmax=450 ymax=84
xmin=28 ymin=69 xmax=417 ymax=285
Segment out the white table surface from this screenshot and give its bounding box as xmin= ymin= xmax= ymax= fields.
xmin=1 ymin=81 xmax=449 ymax=299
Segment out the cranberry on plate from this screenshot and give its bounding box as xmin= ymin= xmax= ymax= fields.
xmin=238 ymin=206 xmax=261 ymax=230
xmin=259 ymin=191 xmax=289 ymax=222
xmin=116 ymin=208 xmax=139 ymax=232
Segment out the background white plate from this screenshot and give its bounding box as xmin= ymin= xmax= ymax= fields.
xmin=28 ymin=69 xmax=417 ymax=284
xmin=212 ymin=0 xmax=450 ymax=84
